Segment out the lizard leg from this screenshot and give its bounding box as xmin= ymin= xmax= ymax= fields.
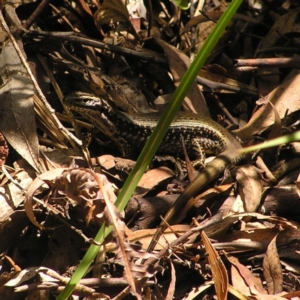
xmin=190 ymin=138 xmax=206 ymax=168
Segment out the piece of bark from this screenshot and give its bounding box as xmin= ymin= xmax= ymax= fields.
xmin=263 ymin=185 xmax=300 ymax=219
xmin=125 ymin=194 xmax=178 ymax=230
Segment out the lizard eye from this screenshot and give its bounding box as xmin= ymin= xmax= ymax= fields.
xmin=81 ymin=96 xmax=100 ymax=106
xmin=82 ymin=98 xmax=91 ymax=104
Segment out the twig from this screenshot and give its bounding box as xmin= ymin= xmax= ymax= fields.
xmin=22 ymin=0 xmax=51 ymax=31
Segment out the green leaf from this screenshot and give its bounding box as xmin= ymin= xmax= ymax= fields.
xmin=241 ymin=131 xmax=300 ymax=153
xmin=171 ymin=0 xmax=189 ymax=10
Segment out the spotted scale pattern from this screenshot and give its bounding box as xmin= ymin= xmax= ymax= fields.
xmin=64 ymin=93 xmax=240 ymax=161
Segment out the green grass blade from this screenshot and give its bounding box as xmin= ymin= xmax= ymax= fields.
xmin=241 ymin=131 xmax=300 ymax=153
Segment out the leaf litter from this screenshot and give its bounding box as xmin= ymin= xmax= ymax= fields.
xmin=0 ymin=0 xmax=300 ymax=299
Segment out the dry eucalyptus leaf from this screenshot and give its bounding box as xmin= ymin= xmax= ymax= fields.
xmin=249 ymin=294 xmax=288 ymax=300
xmin=127 ymin=224 xmax=193 ymax=250
xmin=256 ymin=8 xmax=300 ymax=95
xmin=235 ymin=73 xmax=300 ymax=140
xmin=230 ymin=263 xmax=254 ymax=296
xmin=155 ymin=38 xmax=209 ymax=116
xmin=263 ymin=234 xmax=283 ymax=294
xmin=234 ymin=165 xmax=263 ymax=213
xmin=39 ymin=148 xmax=83 ymax=169
xmin=138 ymin=166 xmax=174 ymax=190
xmin=94 ymin=0 xmax=130 ymax=32
xmin=259 ymin=8 xmax=300 ymax=52
xmin=4 ymin=267 xmax=46 ymax=287
xmin=25 ymin=168 xmax=67 ymax=229
xmin=0 ymin=169 xmax=33 ymax=222
xmin=201 ymin=230 xmax=228 ymax=300
xmin=82 ymin=45 xmax=107 ymax=96
xmin=107 ymin=72 xmax=152 ymax=114
xmin=166 ymin=261 xmax=176 ymax=300
xmin=229 ymin=256 xmax=266 ymax=296
xmin=265 ymin=100 xmax=283 ymax=140
xmin=0 ymin=39 xmax=42 ymax=172
xmin=296 ymin=174 xmax=300 ymax=198
xmin=182 ymin=12 xmax=222 ymax=35
xmin=220 ymin=227 xmax=280 ymax=252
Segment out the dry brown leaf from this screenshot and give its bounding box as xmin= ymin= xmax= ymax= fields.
xmin=138 ymin=166 xmax=174 ymax=190
xmin=125 ymin=194 xmax=177 ymax=230
xmin=234 ymin=165 xmax=263 ymax=213
xmin=231 ymin=264 xmax=252 ymax=296
xmin=106 ymin=72 xmax=152 ymax=114
xmin=272 ymin=158 xmax=300 ymax=182
xmin=165 ymin=261 xmax=176 ymax=300
xmin=179 ymin=183 xmax=235 ymax=228
xmin=0 ymin=169 xmax=33 ymax=222
xmin=127 ymin=224 xmax=193 ymax=250
xmin=201 ymin=230 xmax=228 ymax=300
xmin=183 ymin=283 xmax=212 ymax=300
xmin=154 ymin=38 xmax=209 ymax=116
xmin=228 ymin=284 xmax=251 ymax=300
xmin=122 ymin=256 xmax=160 ymax=280
xmin=55 ymin=168 xmax=106 ymax=203
xmin=256 ymin=8 xmax=300 ymax=95
xmin=94 ymin=0 xmax=130 ymax=32
xmin=217 ymin=213 xmax=297 ymax=232
xmin=197 ymin=212 xmax=241 ymax=239
xmin=182 ymin=12 xmax=223 ymax=34
xmin=280 ymin=290 xmax=300 ymax=299
xmin=24 ymin=168 xmax=67 ymax=229
xmin=264 ymin=100 xmax=282 ymax=140
xmin=77 ymin=0 xmax=94 ymax=17
xmin=83 ymin=45 xmax=107 ymax=96
xmin=295 ymin=174 xmax=300 ymax=198
xmin=0 ymin=39 xmax=42 ymax=172
xmin=249 ymin=293 xmax=288 ymax=300
xmin=228 ymin=256 xmax=266 ymax=296
xmin=220 ymin=227 xmax=280 ymax=252
xmin=234 ymin=73 xmax=300 ymax=140
xmin=98 ymin=154 xmax=117 ymax=170
xmin=259 ymin=8 xmax=300 ymax=52
xmin=193 ymin=183 xmax=235 ymax=202
xmin=255 ymin=156 xmax=277 ymax=184
xmin=263 ymin=184 xmax=300 ymax=218
xmin=263 ymin=234 xmax=283 ymax=294
xmin=39 ymin=148 xmax=83 ymax=170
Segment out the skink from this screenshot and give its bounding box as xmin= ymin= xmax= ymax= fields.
xmin=64 ymin=92 xmax=244 ymax=251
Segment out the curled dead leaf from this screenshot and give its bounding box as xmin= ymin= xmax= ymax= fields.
xmin=25 ymin=168 xmax=117 ymax=229
xmin=25 ymin=168 xmax=67 ymax=229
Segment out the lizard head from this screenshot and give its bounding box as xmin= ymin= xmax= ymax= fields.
xmin=64 ymin=92 xmax=113 ymax=114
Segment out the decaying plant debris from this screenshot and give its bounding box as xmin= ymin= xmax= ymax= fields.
xmin=0 ymin=0 xmax=300 ymax=299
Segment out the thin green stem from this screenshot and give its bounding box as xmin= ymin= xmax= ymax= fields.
xmin=240 ymin=131 xmax=300 ymax=153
